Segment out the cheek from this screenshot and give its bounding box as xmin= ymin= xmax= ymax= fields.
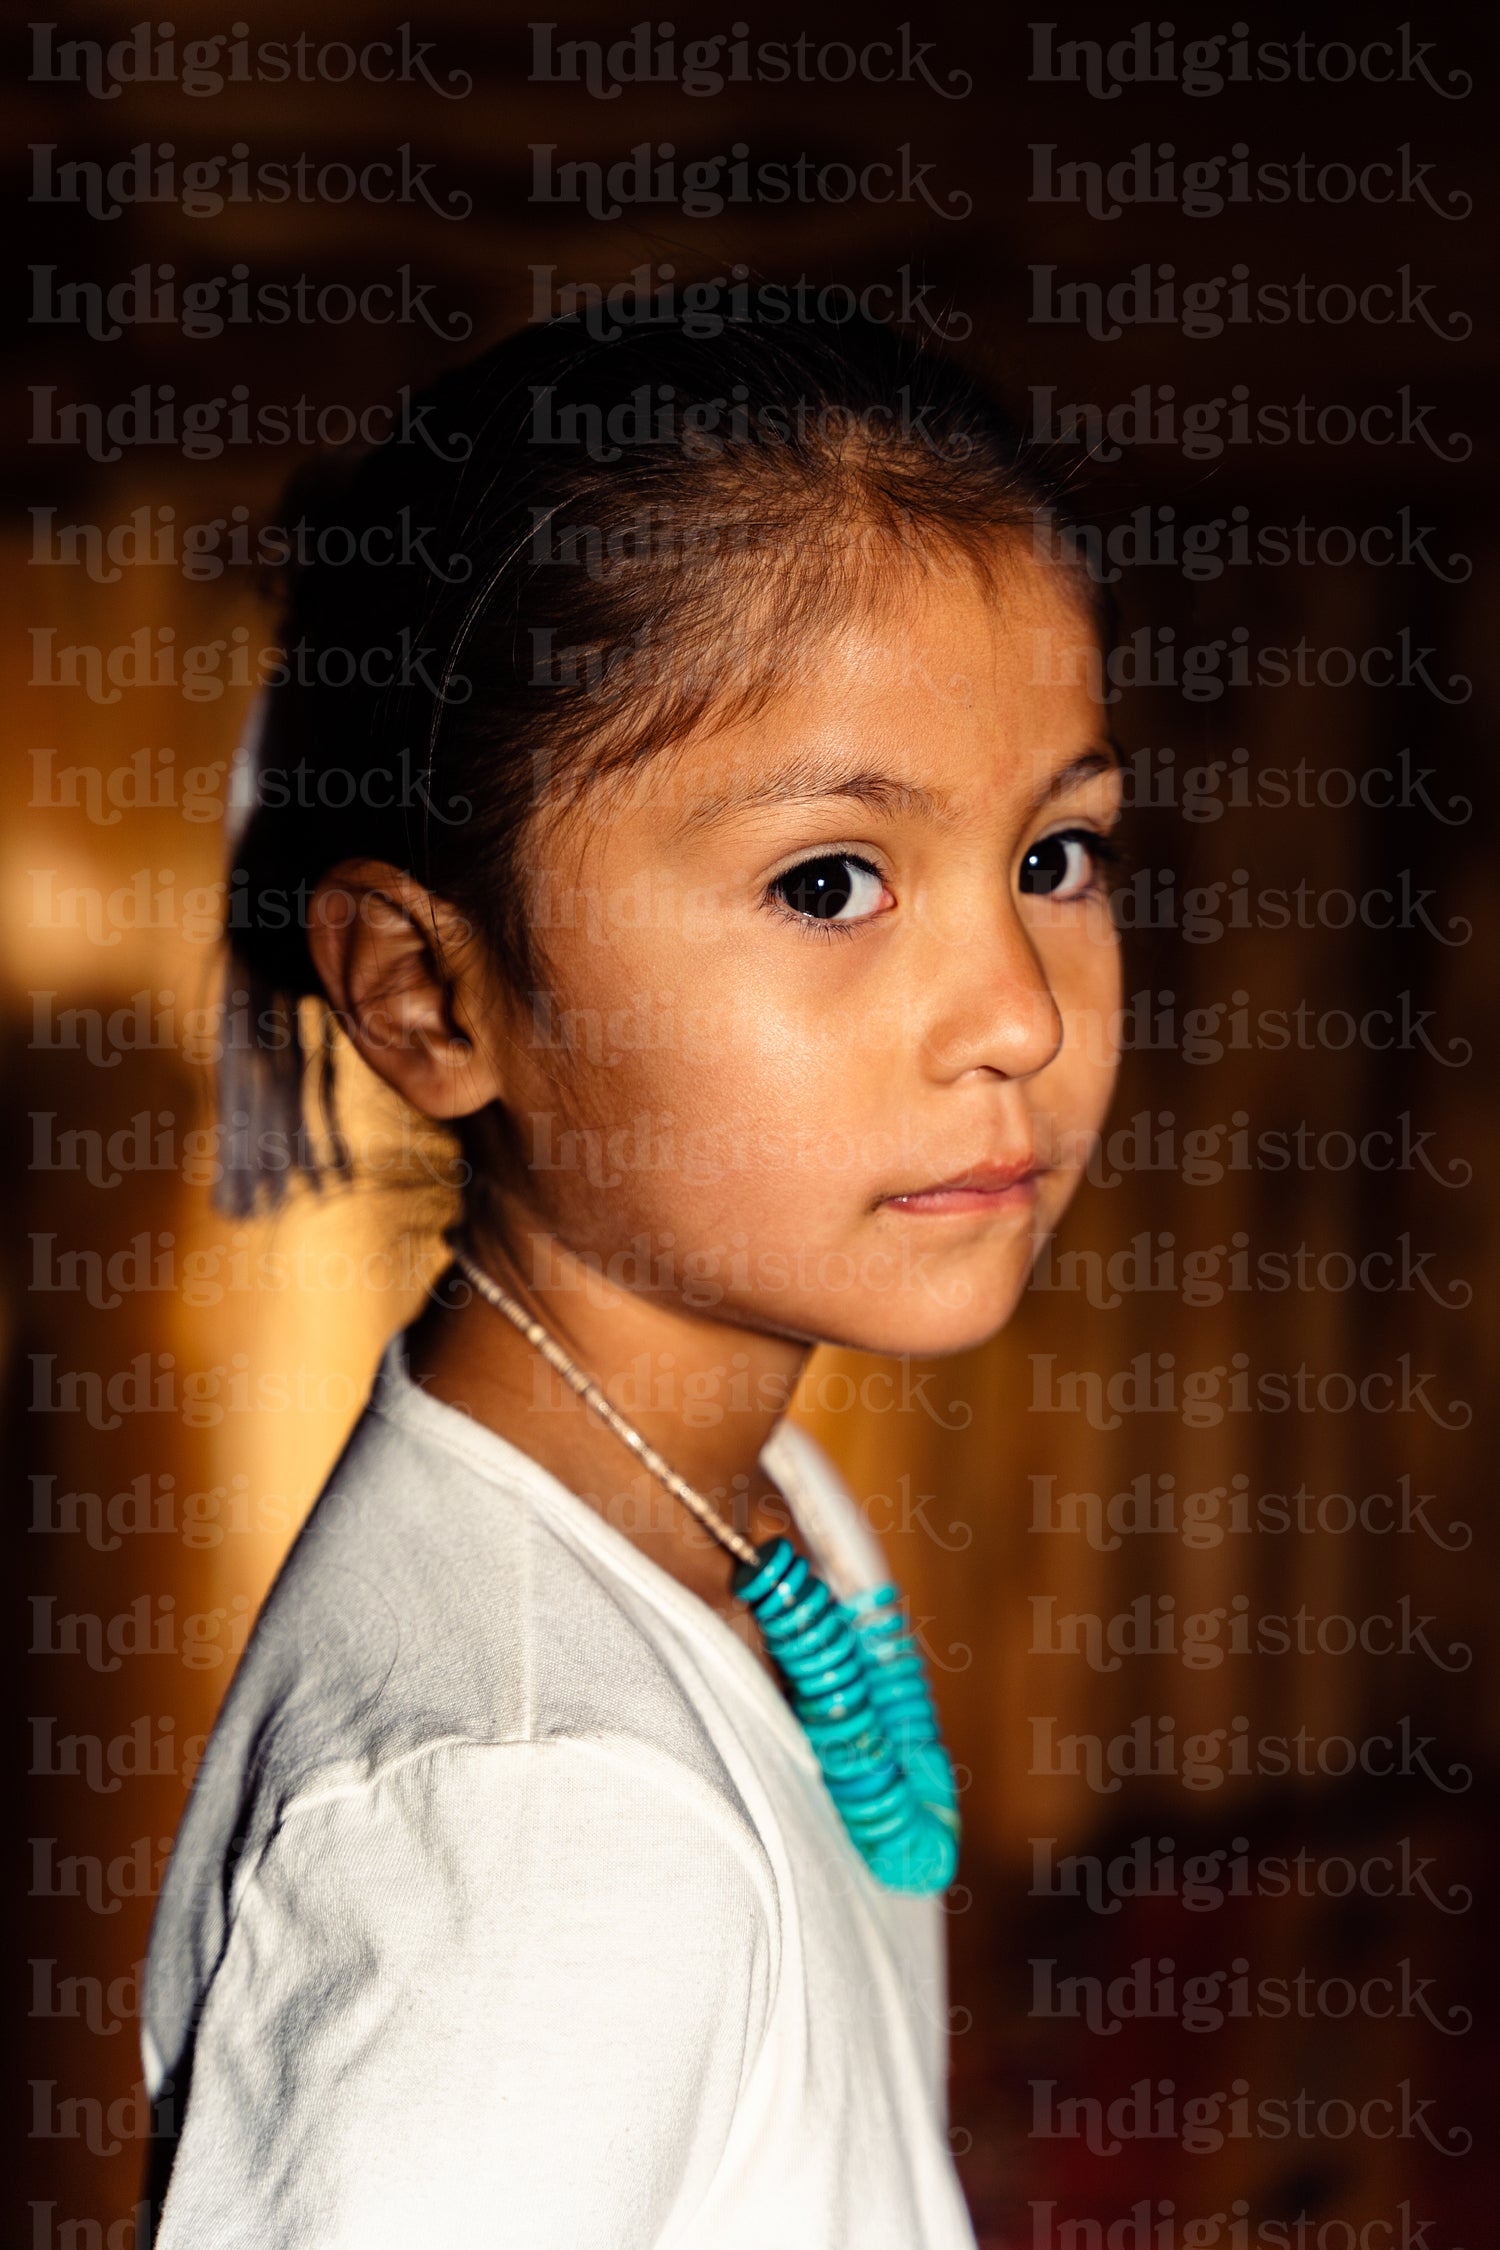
xmin=508 ymin=964 xmax=936 ymax=1305
xmin=524 ymin=915 xmax=873 ymax=1130
xmin=499 ymin=953 xmax=837 ymax=1238
xmin=1041 ymin=921 xmax=1123 ymax=1141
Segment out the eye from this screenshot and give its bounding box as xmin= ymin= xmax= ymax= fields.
xmin=768 ymin=853 xmax=888 ymax=926
xmin=1018 ymin=826 xmax=1119 ymax=902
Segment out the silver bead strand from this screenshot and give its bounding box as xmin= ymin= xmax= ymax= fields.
xmin=447 ymin=1240 xmax=762 ymax=1571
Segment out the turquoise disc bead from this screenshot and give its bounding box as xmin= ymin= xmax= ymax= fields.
xmin=731 ymin=1537 xmax=959 ymax=1895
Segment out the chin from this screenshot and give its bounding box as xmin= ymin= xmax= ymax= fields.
xmin=821 ymin=1272 xmax=1035 ymax=1362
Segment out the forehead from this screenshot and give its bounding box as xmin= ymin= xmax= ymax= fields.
xmin=618 ymin=547 xmax=1108 ymax=827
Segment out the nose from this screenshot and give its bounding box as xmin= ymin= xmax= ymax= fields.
xmin=917 ymin=907 xmax=1064 ymax=1084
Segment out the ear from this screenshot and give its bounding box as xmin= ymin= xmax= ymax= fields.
xmin=307 ymin=859 xmax=507 ymax=1120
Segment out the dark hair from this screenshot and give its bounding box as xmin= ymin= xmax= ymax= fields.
xmin=218 ymin=308 xmax=1099 ymax=1215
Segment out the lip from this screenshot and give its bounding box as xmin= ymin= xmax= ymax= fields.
xmin=880 ymin=1160 xmax=1043 ymax=1217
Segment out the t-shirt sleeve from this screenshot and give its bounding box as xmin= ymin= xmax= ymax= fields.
xmin=152 ymin=1736 xmax=778 ymax=2248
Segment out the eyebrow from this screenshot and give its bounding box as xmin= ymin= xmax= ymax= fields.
xmin=670 ymin=742 xmax=1120 ymax=835
xmin=1030 ymin=745 xmax=1121 ymax=810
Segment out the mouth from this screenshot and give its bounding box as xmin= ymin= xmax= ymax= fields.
xmin=879 ymin=1160 xmax=1044 ymax=1217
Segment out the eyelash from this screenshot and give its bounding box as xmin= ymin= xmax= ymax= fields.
xmin=763 ymin=852 xmax=889 ymax=942
xmin=763 ymin=826 xmax=1123 ymax=937
xmin=1026 ymin=825 xmax=1124 ymax=901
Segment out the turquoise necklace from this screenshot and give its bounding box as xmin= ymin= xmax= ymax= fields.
xmin=449 ymin=1242 xmax=960 ymax=1896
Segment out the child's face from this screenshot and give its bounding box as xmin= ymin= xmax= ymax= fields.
xmin=494 ymin=548 xmax=1121 ymax=1357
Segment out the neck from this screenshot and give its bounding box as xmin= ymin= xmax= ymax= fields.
xmin=402 ymin=1208 xmax=812 ymax=1604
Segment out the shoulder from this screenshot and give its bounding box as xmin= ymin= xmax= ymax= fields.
xmin=214 ymin=1735 xmax=782 ymax=1981
xmin=150 ymin=1736 xmax=781 ymax=2244
xmin=253 ymin=1731 xmax=780 ymax=1926
xmin=169 ymin=1740 xmax=781 ymax=2105
xmin=149 ymin=1733 xmax=782 ymax=2078
xmin=205 ymin=1389 xmax=746 ymax=1809
xmin=149 ymin=1403 xmax=783 ymax=2070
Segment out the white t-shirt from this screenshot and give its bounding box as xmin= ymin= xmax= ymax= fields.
xmin=143 ymin=1333 xmax=979 ymax=2248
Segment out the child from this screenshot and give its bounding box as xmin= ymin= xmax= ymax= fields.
xmin=144 ymin=311 xmax=1121 ymax=2245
